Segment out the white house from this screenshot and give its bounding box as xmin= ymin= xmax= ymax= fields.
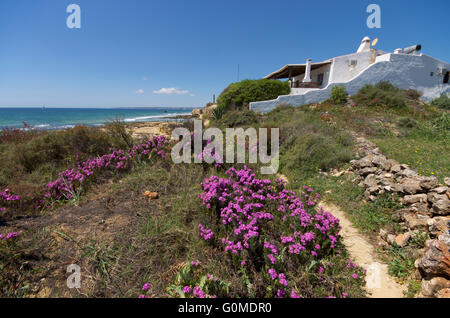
xmin=250 ymin=37 xmax=450 ymax=113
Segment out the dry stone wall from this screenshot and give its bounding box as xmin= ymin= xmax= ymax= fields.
xmin=348 ymin=135 xmax=449 ymax=298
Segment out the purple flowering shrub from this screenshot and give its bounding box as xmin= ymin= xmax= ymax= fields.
xmin=197 ymin=166 xmax=363 ymax=297
xmin=45 ymin=135 xmax=168 ymax=202
xmin=0 ymin=232 xmax=18 ymax=241
xmin=0 ymin=189 xmax=20 ymax=214
xmin=166 ymin=261 xmax=230 ymax=298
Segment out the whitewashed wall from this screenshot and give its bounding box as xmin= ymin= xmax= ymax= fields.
xmin=250 ymin=53 xmax=450 ymax=113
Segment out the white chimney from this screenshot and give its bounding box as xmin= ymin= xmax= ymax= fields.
xmin=394 ymin=48 xmax=402 ymax=54
xmin=357 ymin=36 xmax=371 ymax=53
xmin=303 ymin=59 xmax=312 ymax=83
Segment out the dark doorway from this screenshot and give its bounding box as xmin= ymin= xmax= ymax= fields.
xmin=444 ymin=71 xmax=449 ymax=84
xmin=317 ymin=73 xmax=324 ymax=86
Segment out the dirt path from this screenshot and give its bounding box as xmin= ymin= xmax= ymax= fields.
xmin=320 ymin=202 xmax=406 ymax=298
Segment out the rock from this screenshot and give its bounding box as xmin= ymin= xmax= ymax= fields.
xmin=379 ymin=179 xmax=393 ymax=187
xmin=428 ymin=216 xmax=450 ymax=238
xmin=383 ymin=185 xmax=393 ymax=192
xmin=379 ymin=229 xmax=388 ymax=241
xmin=439 ymin=233 xmax=450 ymax=247
xmin=432 ymin=199 xmax=450 ymax=216
xmin=371 ymin=155 xmax=388 ymax=170
xmin=391 ymin=164 xmax=403 ymax=173
xmin=417 ymin=239 xmax=450 ymax=278
xmin=359 ymin=167 xmax=378 ymax=176
xmin=392 ymin=209 xmax=413 ymax=222
xmin=397 ymin=169 xmax=418 ymax=178
xmin=351 ymin=156 xmax=373 ymax=169
xmin=428 ymin=192 xmax=448 ymax=205
xmin=420 ymin=177 xmax=439 ymax=191
xmin=387 ymin=234 xmax=396 ymax=245
xmin=192 ymin=108 xmax=203 ymax=117
xmin=402 ymin=179 xmax=423 ymax=195
xmin=436 ymin=288 xmax=450 ymax=298
xmin=202 ymin=104 xmax=218 ymax=118
xmin=386 ymin=159 xmax=398 ymax=170
xmin=367 ymin=186 xmax=379 ymax=194
xmin=372 ymin=148 xmax=382 ymax=155
xmin=421 ymin=277 xmax=450 ymax=297
xmin=431 ymin=186 xmax=449 ymax=194
xmin=410 ymin=203 xmax=432 ymax=216
xmin=363 ymin=175 xmax=378 ymax=188
xmin=332 ymin=170 xmax=345 ymax=177
xmin=395 ymin=232 xmax=412 ymax=247
xmin=445 ymin=177 xmax=450 ymax=187
xmin=391 ymin=183 xmax=405 ymax=193
xmin=405 ymin=214 xmax=430 ymax=231
xmin=143 ymin=191 xmax=159 ymax=200
xmin=403 ymin=194 xmax=428 ymax=205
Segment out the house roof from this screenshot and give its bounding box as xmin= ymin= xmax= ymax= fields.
xmin=264 ymin=60 xmax=332 ymax=79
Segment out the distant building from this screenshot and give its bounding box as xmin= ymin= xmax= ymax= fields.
xmin=250 ymin=37 xmax=450 ymax=113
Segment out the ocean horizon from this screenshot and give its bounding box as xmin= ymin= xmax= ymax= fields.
xmin=0 ymin=107 xmax=194 ymax=130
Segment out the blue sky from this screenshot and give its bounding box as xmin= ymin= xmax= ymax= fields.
xmin=0 ymin=0 xmax=449 ymax=108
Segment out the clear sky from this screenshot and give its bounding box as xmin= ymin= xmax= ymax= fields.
xmin=0 ymin=0 xmax=449 ymax=108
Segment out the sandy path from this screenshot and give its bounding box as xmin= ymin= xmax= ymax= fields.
xmin=320 ymin=202 xmax=406 ymax=298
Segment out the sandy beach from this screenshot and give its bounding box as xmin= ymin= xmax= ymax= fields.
xmin=123 ymin=114 xmax=193 ymax=139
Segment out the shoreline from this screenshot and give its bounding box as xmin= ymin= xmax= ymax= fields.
xmin=0 ymin=110 xmax=195 ymax=132
xmin=0 ymin=114 xmax=195 ymax=142
xmin=123 ymin=115 xmax=193 ymax=139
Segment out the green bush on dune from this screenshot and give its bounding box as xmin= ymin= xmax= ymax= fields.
xmin=215 ymin=79 xmax=290 ymax=119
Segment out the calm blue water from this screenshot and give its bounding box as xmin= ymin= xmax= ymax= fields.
xmin=0 ymin=107 xmax=193 ymax=130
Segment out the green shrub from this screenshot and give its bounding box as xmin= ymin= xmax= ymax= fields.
xmin=432 ymin=112 xmax=450 ymax=132
xmin=263 ymin=108 xmax=354 ymax=179
xmin=216 ymin=79 xmax=290 ymax=118
xmin=215 ymin=109 xmax=259 ymax=128
xmin=375 ymin=81 xmax=400 ymax=92
xmin=430 ymin=94 xmax=450 ymax=110
xmin=398 ymin=117 xmax=419 ymax=129
xmin=213 ymin=104 xmax=226 ymax=120
xmin=282 ymin=132 xmax=353 ymax=178
xmin=353 ymin=81 xmax=406 ymax=109
xmin=330 ymin=85 xmax=348 ymax=105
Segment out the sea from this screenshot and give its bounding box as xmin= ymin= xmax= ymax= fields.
xmin=0 ymin=107 xmax=194 ymax=130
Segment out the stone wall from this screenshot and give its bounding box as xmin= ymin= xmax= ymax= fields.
xmin=347 ymin=136 xmax=449 ymax=298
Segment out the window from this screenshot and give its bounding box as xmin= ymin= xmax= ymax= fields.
xmin=430 ymin=72 xmax=434 ymax=76
xmin=444 ymin=71 xmax=449 ymax=84
xmin=349 ymin=60 xmax=357 ymax=67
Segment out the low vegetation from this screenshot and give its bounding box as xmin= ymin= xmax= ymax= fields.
xmin=330 ymin=85 xmax=348 ymax=105
xmin=215 ymin=79 xmax=290 ymax=119
xmin=1 ymin=80 xmax=448 ymax=298
xmin=430 ymin=93 xmax=450 ymax=110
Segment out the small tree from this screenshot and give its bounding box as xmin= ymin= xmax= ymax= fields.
xmin=330 ymin=85 xmax=348 ymax=105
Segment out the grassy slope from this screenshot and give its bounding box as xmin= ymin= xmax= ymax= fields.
xmin=214 ymin=89 xmax=448 ymax=297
